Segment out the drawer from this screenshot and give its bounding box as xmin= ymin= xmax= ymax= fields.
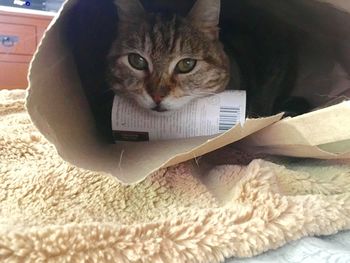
xmin=0 ymin=53 xmax=33 ymax=63
xmin=0 ymin=22 xmax=37 ymax=55
xmin=0 ymin=61 xmax=29 ymax=89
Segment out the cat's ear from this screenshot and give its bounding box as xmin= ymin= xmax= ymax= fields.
xmin=187 ymin=0 xmax=221 ymax=40
xmin=114 ymin=0 xmax=145 ymax=24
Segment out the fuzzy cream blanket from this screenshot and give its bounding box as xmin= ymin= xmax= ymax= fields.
xmin=1 ymin=90 xmax=350 ymax=263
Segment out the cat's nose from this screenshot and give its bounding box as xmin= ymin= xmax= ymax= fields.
xmin=148 ymin=86 xmax=170 ymax=104
xmin=150 ymin=90 xmax=169 ymax=104
xmin=151 ymin=94 xmax=165 ymax=104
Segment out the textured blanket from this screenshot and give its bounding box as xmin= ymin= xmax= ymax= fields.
xmin=1 ymin=90 xmax=350 ymax=263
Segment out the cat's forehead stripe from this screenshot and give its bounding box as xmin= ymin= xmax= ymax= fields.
xmin=150 ymin=15 xmax=178 ymax=54
xmin=116 ymin=14 xmax=222 ymax=69
xmin=138 ymin=15 xmax=202 ymax=59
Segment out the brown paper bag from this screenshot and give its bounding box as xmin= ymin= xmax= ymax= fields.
xmin=238 ymin=101 xmax=350 ymax=158
xmin=26 ymin=0 xmax=350 ymax=184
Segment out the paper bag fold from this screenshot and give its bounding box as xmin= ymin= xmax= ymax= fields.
xmin=26 ymin=0 xmax=350 ymax=184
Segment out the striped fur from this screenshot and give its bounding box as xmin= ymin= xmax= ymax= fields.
xmin=107 ymin=0 xmax=230 ymax=112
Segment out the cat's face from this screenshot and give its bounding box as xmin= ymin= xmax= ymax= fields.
xmin=107 ymin=0 xmax=230 ymax=112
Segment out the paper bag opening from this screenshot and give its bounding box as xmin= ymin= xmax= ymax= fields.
xmin=26 ymin=0 xmax=350 ymax=184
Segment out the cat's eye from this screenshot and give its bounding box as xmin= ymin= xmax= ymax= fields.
xmin=128 ymin=53 xmax=148 ymax=71
xmin=175 ymin=58 xmax=197 ymax=74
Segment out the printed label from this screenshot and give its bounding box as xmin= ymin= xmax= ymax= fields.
xmin=111 ymin=90 xmax=246 ymax=141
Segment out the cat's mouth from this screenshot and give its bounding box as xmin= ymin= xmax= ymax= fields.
xmin=151 ymin=105 xmax=168 ymax=112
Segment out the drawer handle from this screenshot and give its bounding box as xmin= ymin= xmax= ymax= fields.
xmin=0 ymin=35 xmax=19 ymax=47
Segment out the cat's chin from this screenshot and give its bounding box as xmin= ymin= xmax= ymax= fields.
xmin=147 ymin=108 xmax=178 ymax=117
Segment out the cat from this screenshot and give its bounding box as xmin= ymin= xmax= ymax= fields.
xmin=107 ymin=0 xmax=231 ymax=113
xmin=107 ymin=0 xmax=308 ymax=116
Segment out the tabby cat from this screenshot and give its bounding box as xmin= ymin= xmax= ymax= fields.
xmin=107 ymin=0 xmax=307 ymax=116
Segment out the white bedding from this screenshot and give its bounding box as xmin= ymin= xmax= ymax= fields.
xmin=227 ymin=231 xmax=350 ymax=263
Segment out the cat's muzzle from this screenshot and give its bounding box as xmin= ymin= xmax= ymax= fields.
xmin=152 ymin=104 xmax=168 ymax=112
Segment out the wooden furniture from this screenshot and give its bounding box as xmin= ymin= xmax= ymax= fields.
xmin=0 ymin=6 xmax=54 ymax=89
